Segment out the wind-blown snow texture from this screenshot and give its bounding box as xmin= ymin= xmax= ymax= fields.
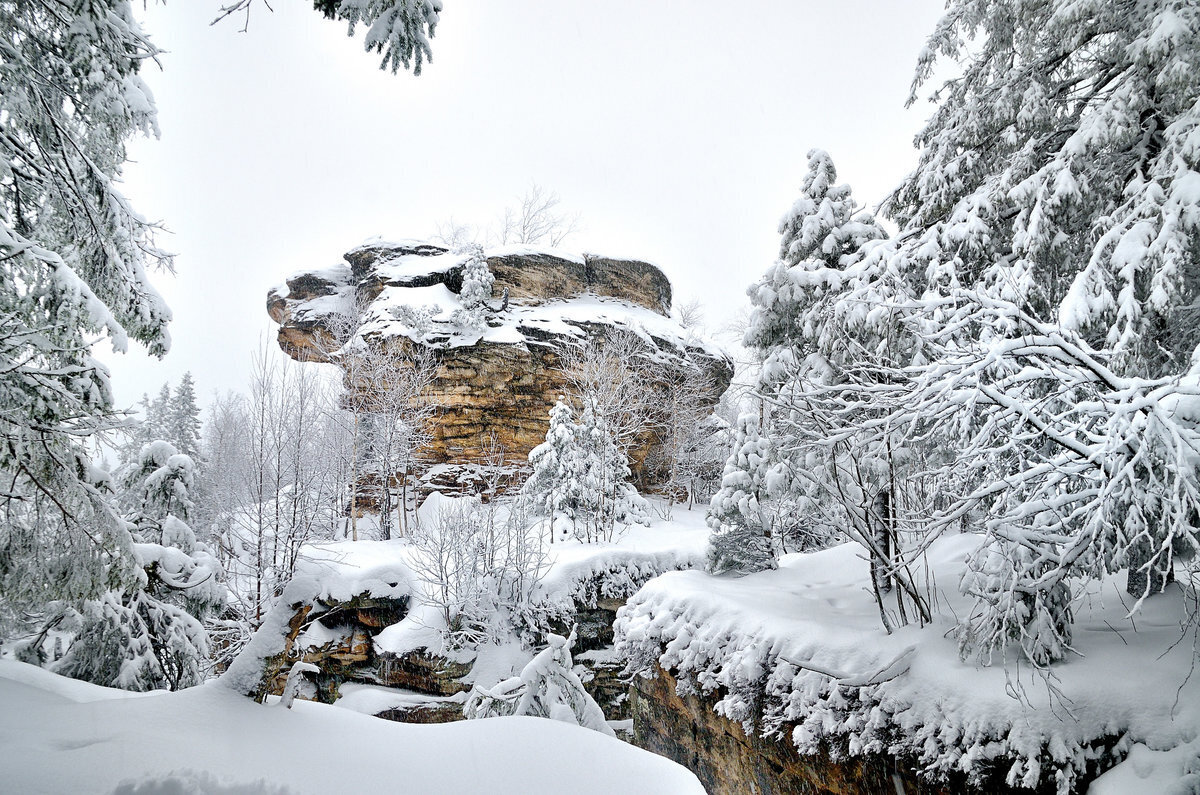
xmin=616 ymin=535 xmax=1200 ymax=793
xmin=0 ymin=659 xmax=702 ymax=794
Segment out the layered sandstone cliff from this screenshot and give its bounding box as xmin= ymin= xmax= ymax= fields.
xmin=266 ymin=240 xmax=732 ymax=490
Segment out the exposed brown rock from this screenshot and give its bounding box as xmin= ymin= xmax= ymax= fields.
xmin=375 ymin=700 xmax=467 ymax=724
xmin=254 ymin=586 xmax=641 ymax=728
xmin=584 ymin=255 xmax=672 ymax=315
xmin=631 ymin=665 xmax=1054 ymax=795
xmin=266 ymin=240 xmax=732 ymax=492
xmin=371 ymin=649 xmax=473 ymax=696
xmin=258 ymin=592 xmax=413 ymax=705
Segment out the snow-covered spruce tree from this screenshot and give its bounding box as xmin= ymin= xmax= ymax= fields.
xmin=450 ymin=244 xmax=494 ymax=330
xmin=523 ymin=397 xmax=642 ymax=543
xmin=573 ymin=397 xmax=644 ymax=543
xmin=707 ymin=412 xmax=779 ymax=573
xmin=876 ymin=0 xmax=1200 ymax=665
xmin=121 ymin=386 xmax=171 ymax=464
xmin=169 ymin=373 xmax=203 ymax=461
xmin=524 ymin=399 xmax=583 ymax=541
xmin=0 ymin=1 xmax=172 ymax=643
xmin=709 ymin=150 xmax=901 ymax=584
xmin=215 ymin=1 xmax=442 ymax=75
xmin=312 ymin=0 xmax=442 ymax=75
xmin=55 ymin=441 xmax=224 ymax=691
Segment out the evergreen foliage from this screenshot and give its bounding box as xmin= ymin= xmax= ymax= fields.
xmin=450 ymin=244 xmax=494 ymax=329
xmin=310 ymin=0 xmax=442 ymax=75
xmin=524 ymin=397 xmax=642 ymax=543
xmin=730 ymin=1 xmax=1200 ymax=666
xmin=0 ymin=0 xmax=171 ymax=643
xmin=55 ymin=441 xmax=224 ymax=691
xmin=169 ymin=373 xmax=203 ymax=461
xmin=887 ymin=0 xmax=1200 ymax=665
xmin=706 ymin=413 xmax=778 ymax=574
xmin=709 ymin=150 xmax=886 ymax=575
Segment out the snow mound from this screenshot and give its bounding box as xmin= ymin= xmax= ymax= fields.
xmin=0 ymin=660 xmax=703 ymax=795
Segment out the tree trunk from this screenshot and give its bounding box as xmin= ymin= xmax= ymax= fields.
xmin=351 ymin=413 xmax=359 ymax=542
xmin=1126 ymin=537 xmax=1172 ymax=598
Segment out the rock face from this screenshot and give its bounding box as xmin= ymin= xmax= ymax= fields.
xmin=630 ymin=666 xmax=1055 ymax=795
xmin=267 ymin=240 xmax=732 ymax=491
xmin=259 ymin=588 xmax=636 ymax=725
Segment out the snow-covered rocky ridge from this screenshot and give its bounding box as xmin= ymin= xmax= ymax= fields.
xmin=615 ymin=535 xmax=1200 ymax=794
xmin=221 ymin=501 xmax=712 ymax=728
xmin=0 ymin=659 xmax=703 ymax=794
xmin=265 ymin=239 xmax=732 ymax=490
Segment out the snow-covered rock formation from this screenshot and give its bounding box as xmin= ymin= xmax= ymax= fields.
xmin=266 ymin=239 xmax=732 ymax=492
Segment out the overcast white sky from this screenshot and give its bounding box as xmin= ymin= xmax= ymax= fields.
xmin=103 ymin=0 xmax=946 ymax=410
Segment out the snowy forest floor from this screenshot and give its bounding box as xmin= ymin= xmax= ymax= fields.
xmin=7 ymin=498 xmax=1198 ymax=793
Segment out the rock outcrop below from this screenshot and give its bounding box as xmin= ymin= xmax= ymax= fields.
xmin=630 ymin=666 xmax=1044 ymax=795
xmin=267 ymin=240 xmax=732 ymax=490
xmin=256 ymin=589 xmax=639 ymax=726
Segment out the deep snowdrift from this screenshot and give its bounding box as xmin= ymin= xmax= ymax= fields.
xmin=0 ymin=659 xmax=703 ymax=794
xmin=616 ymin=534 xmax=1200 ymax=794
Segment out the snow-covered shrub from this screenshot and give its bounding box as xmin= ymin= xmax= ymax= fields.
xmin=464 ymin=629 xmax=614 ymax=736
xmin=387 ymin=303 xmax=438 ymax=338
xmin=408 ymin=497 xmax=548 ymax=648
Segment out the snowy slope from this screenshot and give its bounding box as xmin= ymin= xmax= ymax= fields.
xmin=0 ymin=659 xmax=703 ymax=795
xmin=616 ymin=534 xmax=1200 ymax=793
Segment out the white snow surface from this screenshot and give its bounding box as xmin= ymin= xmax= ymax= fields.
xmin=615 ymin=534 xmax=1200 ymax=793
xmin=0 ymin=660 xmax=702 ymax=795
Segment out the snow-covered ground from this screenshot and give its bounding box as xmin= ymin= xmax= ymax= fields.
xmin=0 ymin=659 xmax=703 ymax=794
xmin=616 ymin=533 xmax=1200 ymax=794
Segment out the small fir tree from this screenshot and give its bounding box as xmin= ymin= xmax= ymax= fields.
xmin=169 ymin=373 xmax=203 ymax=461
xmin=524 ymin=399 xmax=582 ymax=541
xmin=450 ymin=245 xmax=494 ymax=330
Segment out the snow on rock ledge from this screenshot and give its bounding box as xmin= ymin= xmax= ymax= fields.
xmin=266 ymin=239 xmax=732 ymax=490
xmin=222 ymin=517 xmax=711 ymax=723
xmin=614 ymin=535 xmax=1200 ymax=794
